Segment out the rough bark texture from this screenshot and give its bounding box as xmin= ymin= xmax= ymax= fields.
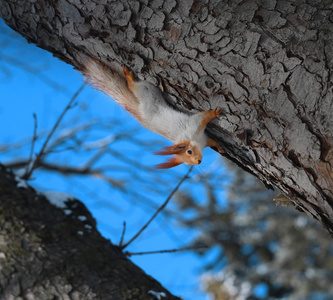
xmin=0 ymin=165 xmax=179 ymax=300
xmin=0 ymin=1 xmax=333 ymax=231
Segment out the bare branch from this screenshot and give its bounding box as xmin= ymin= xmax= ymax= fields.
xmin=25 ymin=113 xmax=38 ymax=175
xmin=119 ymin=222 xmax=126 ymax=247
xmin=120 ymin=166 xmax=193 ymax=250
xmin=83 ymin=147 xmax=108 ymax=169
xmin=124 ymin=245 xmax=207 ymax=257
xmin=23 ymin=84 xmax=85 ymax=179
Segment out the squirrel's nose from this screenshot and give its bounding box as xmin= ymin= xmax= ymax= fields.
xmin=198 ymin=160 xmax=202 ymax=164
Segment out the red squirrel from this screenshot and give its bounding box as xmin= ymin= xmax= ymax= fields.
xmin=83 ymin=59 xmax=223 ymax=169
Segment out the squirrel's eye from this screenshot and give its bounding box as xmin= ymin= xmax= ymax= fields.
xmin=187 ymin=150 xmax=192 ymax=155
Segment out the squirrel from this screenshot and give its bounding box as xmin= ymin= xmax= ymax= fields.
xmin=83 ymin=59 xmax=223 ymax=169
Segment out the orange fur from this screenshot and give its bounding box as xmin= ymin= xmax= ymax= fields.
xmin=197 ymin=108 xmax=223 ymax=133
xmin=154 ymin=141 xmax=190 ymax=155
xmin=206 ymin=138 xmax=224 ymax=153
xmin=154 ymin=141 xmax=203 ymax=167
xmin=83 ymin=59 xmax=142 ymax=121
xmin=155 ymin=157 xmax=182 ymax=169
xmin=83 ymin=59 xmax=224 ymax=169
xmin=123 ymin=66 xmax=136 ymax=94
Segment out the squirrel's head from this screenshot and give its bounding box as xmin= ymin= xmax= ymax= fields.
xmin=154 ymin=141 xmax=202 ymax=169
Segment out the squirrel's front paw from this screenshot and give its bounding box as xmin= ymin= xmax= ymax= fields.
xmin=213 ymin=107 xmax=223 ymax=118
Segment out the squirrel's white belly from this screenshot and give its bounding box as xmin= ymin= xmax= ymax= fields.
xmin=140 ymin=104 xmax=191 ymax=143
xmin=136 ymin=81 xmax=206 ymax=146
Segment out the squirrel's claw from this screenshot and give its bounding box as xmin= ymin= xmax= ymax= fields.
xmin=213 ymin=107 xmax=223 ymax=118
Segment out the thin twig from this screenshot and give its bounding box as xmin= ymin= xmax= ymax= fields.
xmin=120 ymin=166 xmax=193 ymax=250
xmin=124 ymin=245 xmax=207 ymax=257
xmin=25 ymin=113 xmax=38 ymax=176
xmin=23 ymin=83 xmax=85 ymax=179
xmin=119 ymin=221 xmax=126 ymax=247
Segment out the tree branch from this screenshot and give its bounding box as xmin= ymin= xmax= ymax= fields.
xmin=25 ymin=113 xmax=38 ymax=176
xmin=125 ymin=245 xmax=207 ymax=257
xmin=23 ymin=84 xmax=85 ymax=179
xmin=121 ymin=166 xmax=193 ymax=250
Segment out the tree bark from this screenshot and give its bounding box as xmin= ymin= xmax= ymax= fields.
xmin=0 ymin=165 xmax=179 ymax=299
xmin=0 ymin=1 xmax=332 ymax=231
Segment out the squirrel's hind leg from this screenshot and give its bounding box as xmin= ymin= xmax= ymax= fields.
xmin=196 ymin=107 xmax=222 ymax=133
xmin=206 ymin=138 xmax=224 ymax=153
xmin=123 ymin=66 xmax=136 ymax=93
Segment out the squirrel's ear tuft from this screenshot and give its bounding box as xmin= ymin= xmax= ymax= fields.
xmin=154 ymin=157 xmax=182 ymax=169
xmin=154 ymin=141 xmax=190 ymax=156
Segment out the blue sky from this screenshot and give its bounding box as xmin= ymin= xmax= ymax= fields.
xmin=0 ymin=20 xmax=228 ymax=299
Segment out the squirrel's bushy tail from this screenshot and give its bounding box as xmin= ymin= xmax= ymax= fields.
xmin=83 ymin=59 xmax=140 ymax=119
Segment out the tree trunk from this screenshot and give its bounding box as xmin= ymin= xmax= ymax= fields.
xmin=0 ymin=165 xmax=179 ymax=299
xmin=0 ymin=1 xmax=332 ymax=233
